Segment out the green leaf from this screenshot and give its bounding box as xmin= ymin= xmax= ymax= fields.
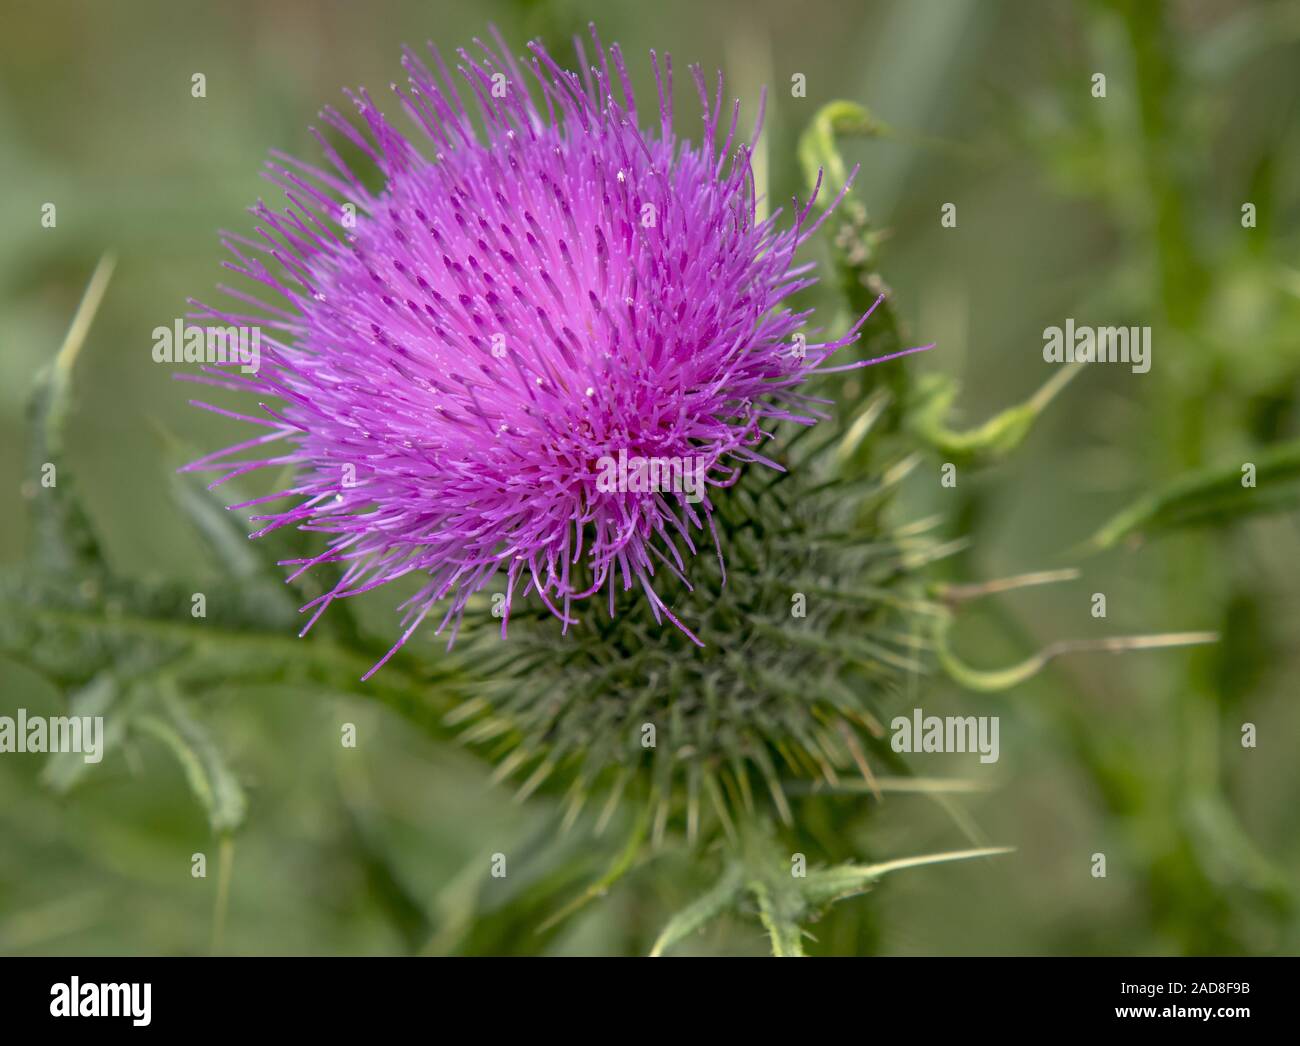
xmin=797 ymin=101 xmax=890 ymax=207
xmin=133 ymin=693 xmax=247 ymax=834
xmin=934 ymin=609 xmax=1217 ymax=693
xmin=649 ymin=863 xmax=745 ymax=957
xmin=795 ymin=101 xmax=920 ymax=476
xmin=1086 ymin=439 xmax=1300 ymax=550
xmin=800 ymin=846 xmax=1014 ymax=908
xmin=0 ymin=560 xmax=466 ymax=746
xmin=170 ymin=467 xmax=264 ymax=580
xmin=908 ymin=364 xmax=1083 ymax=468
xmin=537 ymin=804 xmax=651 ymax=933
xmin=40 ymin=672 xmax=127 ymax=793
xmin=25 ymin=255 xmax=115 ymax=573
xmin=1188 ymin=2 xmax=1300 ymax=82
xmin=429 ymin=820 xmax=605 ymax=957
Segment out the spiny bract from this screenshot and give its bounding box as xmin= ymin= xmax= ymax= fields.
xmin=182 ymin=26 xmax=924 ymax=674
xmin=453 ymin=413 xmax=943 ymax=840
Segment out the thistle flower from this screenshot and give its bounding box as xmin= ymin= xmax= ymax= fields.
xmin=183 ymin=26 xmax=926 ymax=676
xmin=461 ymin=433 xmax=945 ymax=839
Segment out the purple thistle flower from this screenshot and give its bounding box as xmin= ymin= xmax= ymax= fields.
xmin=181 ymin=25 xmax=929 ymax=677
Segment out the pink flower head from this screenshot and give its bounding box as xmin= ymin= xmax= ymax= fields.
xmin=182 ymin=25 xmax=928 ymax=677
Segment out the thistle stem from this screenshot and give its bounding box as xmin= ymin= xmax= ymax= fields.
xmin=210 ymin=833 xmax=234 ymax=955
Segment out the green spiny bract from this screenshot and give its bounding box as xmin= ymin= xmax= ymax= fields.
xmin=446 ymin=406 xmax=941 ymax=843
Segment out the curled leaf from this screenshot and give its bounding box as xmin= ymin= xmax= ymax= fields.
xmin=934 ymin=610 xmax=1218 ymax=693
xmin=797 ymin=100 xmax=890 ymax=205
xmin=908 ymin=364 xmax=1082 ymax=468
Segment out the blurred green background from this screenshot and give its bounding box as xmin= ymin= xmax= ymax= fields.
xmin=1 ymin=0 xmax=1298 ymax=955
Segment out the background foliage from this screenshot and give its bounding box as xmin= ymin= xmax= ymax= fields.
xmin=1 ymin=0 xmax=1297 ymax=955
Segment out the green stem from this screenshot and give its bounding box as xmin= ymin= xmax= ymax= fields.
xmin=211 ymin=833 xmax=234 ymax=955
